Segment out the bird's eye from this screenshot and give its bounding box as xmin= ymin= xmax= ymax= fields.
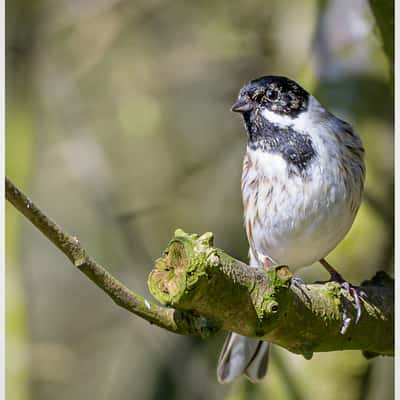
xmin=267 ymin=89 xmax=279 ymax=102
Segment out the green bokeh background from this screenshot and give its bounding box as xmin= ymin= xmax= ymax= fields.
xmin=6 ymin=1 xmax=394 ymax=399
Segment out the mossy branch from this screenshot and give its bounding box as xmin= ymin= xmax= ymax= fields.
xmin=149 ymin=230 xmax=393 ymax=359
xmin=6 ymin=177 xmax=394 ymax=359
xmin=5 ymin=177 xmax=219 ymax=338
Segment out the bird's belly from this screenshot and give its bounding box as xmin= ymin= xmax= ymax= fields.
xmin=254 ymin=200 xmax=353 ymax=271
xmin=243 ymin=153 xmax=358 ymax=271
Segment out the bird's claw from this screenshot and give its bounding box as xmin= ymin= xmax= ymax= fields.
xmin=340 ymin=282 xmax=366 ymax=328
xmin=290 ymin=276 xmax=311 ymax=300
xmin=340 ymin=309 xmax=352 ymax=335
xmin=314 ymin=275 xmax=367 ymax=334
xmin=291 ymin=276 xmax=305 ymax=287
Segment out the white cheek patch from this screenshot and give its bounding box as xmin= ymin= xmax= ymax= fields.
xmin=260 ymin=98 xmax=318 ymax=131
xmin=261 ymin=108 xmax=294 ymax=126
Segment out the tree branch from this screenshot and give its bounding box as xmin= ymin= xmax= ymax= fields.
xmin=5 ymin=177 xmax=219 ymax=338
xmin=149 ymin=230 xmax=394 ymax=358
xmin=6 ymin=177 xmax=394 ymax=359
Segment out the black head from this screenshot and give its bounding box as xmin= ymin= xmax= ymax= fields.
xmin=231 ymin=76 xmax=309 ymax=118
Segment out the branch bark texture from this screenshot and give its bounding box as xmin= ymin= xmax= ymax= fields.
xmin=5 ymin=177 xmax=218 ymax=338
xmin=6 ymin=177 xmax=394 ymax=359
xmin=149 ymin=230 xmax=394 ymax=359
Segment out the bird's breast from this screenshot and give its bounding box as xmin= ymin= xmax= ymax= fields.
xmin=242 ymin=146 xmax=359 ymax=270
xmin=246 ymin=114 xmax=316 ymax=176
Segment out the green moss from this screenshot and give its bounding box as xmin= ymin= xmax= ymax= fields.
xmin=148 ymin=229 xmax=393 ymax=354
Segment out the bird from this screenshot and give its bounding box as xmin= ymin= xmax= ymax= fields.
xmin=217 ymin=75 xmax=365 ymax=384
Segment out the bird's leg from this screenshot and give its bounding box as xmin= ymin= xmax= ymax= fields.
xmin=318 ymin=258 xmax=366 ymax=327
xmin=319 ymin=258 xmax=345 ymax=282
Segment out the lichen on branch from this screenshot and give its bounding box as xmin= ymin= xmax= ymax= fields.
xmin=149 ymin=229 xmax=394 ymax=359
xmin=5 ymin=177 xmax=394 ymax=359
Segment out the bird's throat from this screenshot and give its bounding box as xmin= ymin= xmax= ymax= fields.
xmin=242 ymin=111 xmax=316 ymax=175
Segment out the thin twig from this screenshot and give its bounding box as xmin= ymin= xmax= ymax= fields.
xmin=5 ymin=177 xmax=394 ymax=356
xmin=5 ymin=177 xmax=218 ymax=338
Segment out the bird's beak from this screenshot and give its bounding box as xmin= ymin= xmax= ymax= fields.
xmin=231 ymin=98 xmax=252 ymax=113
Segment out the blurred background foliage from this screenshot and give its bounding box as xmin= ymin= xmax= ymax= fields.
xmin=6 ymin=0 xmax=393 ymax=399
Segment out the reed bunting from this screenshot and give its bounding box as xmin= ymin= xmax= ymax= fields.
xmin=217 ymin=76 xmax=365 ymax=383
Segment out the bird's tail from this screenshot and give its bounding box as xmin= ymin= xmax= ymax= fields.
xmin=217 ymin=332 xmax=270 ymax=383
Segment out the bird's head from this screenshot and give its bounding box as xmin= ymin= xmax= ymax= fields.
xmin=231 ymin=76 xmax=309 ymax=121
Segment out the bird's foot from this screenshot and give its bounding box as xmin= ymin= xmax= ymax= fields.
xmin=318 ymin=259 xmax=367 ymax=334
xmin=338 ymin=282 xmax=367 ymax=334
xmin=339 ymin=281 xmax=367 ymax=325
xmin=290 ymin=276 xmax=311 ymax=299
xmin=291 ymin=276 xmax=305 ymax=287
